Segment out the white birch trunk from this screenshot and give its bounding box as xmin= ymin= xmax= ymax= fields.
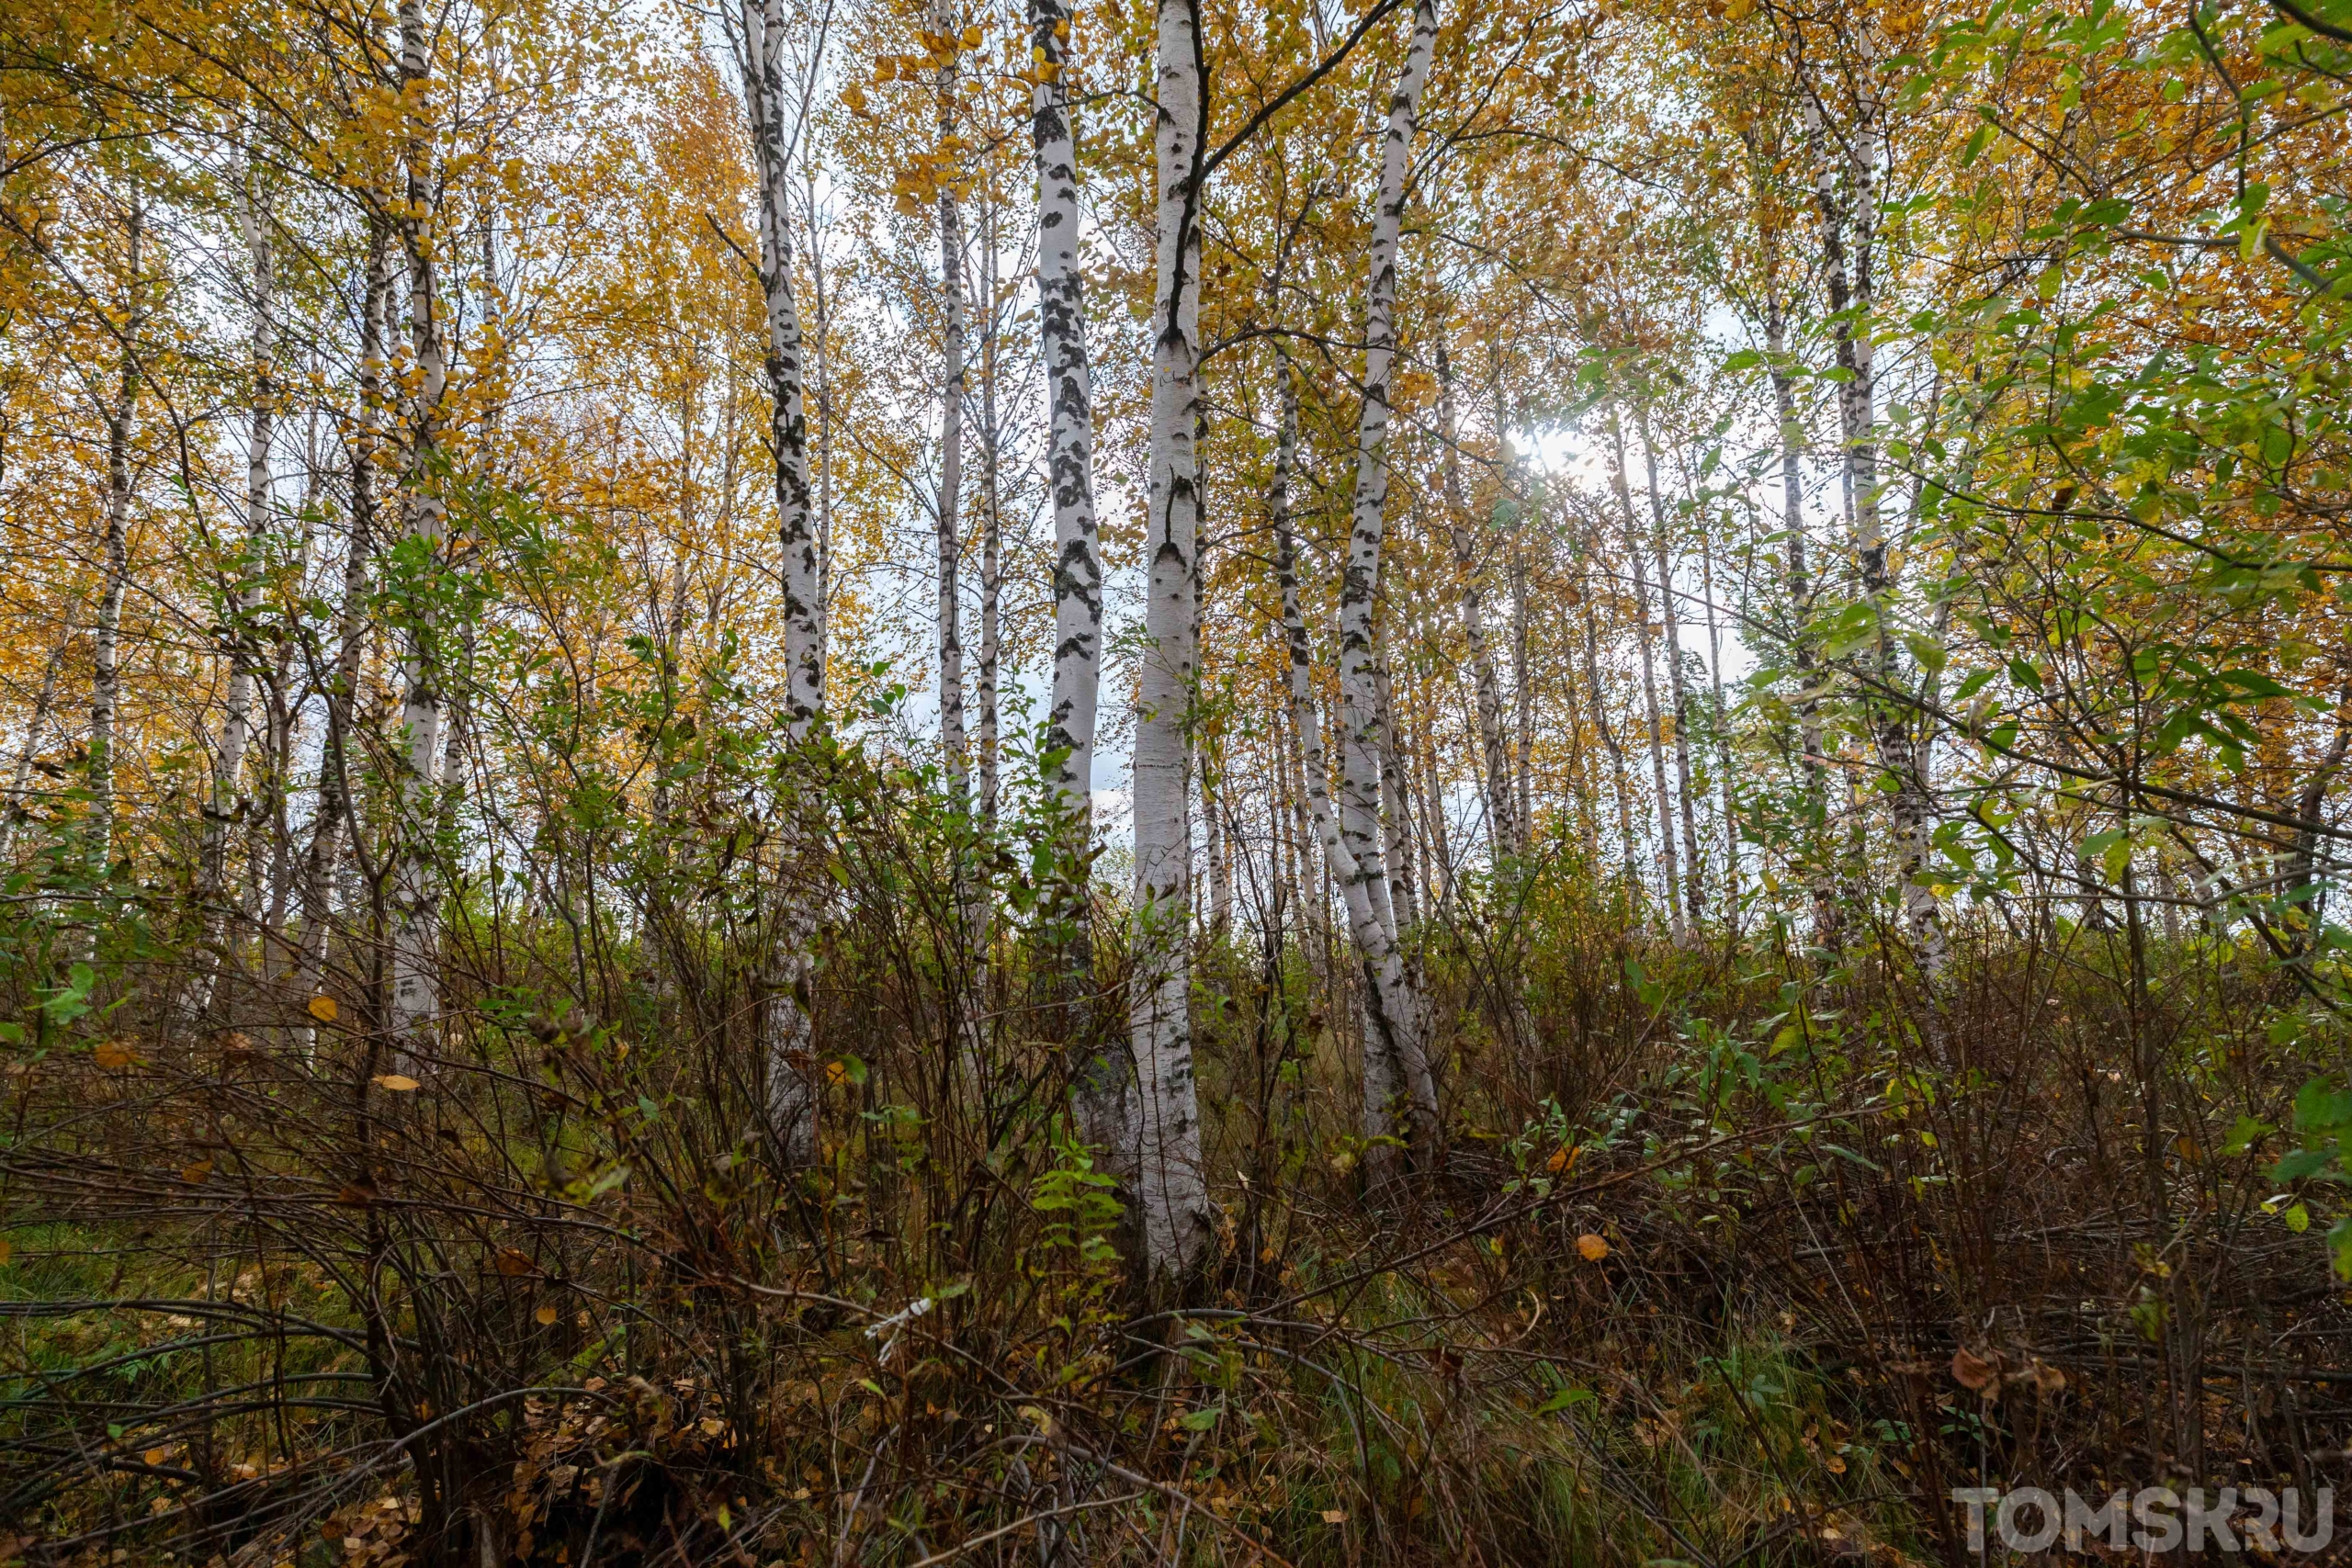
xmin=976 ymin=198 xmax=1001 ymax=835
xmin=1820 ymin=81 xmax=1942 ymax=975
xmin=1636 ymin=413 xmax=1704 ymax=927
xmin=2 ymin=603 xmax=75 ymax=862
xmin=741 ymin=0 xmax=825 ymax=1160
xmin=1580 ymin=556 xmax=1640 ymax=891
xmin=85 ymin=197 xmax=143 ymax=952
xmin=1436 ymin=339 xmax=1517 ymax=863
xmin=933 ymin=1 xmax=969 ymax=809
xmin=1127 ymin=0 xmax=1214 ymax=1280
xmin=1607 ymin=405 xmax=1686 ymax=943
xmin=1271 ymin=362 xmax=1433 ymax=1170
xmin=1335 ymin=0 xmax=1440 ymax=1168
xmin=1032 ymin=0 xmax=1100 ymax=822
xmin=198 ymin=162 xmax=277 ymax=1003
xmin=386 ymin=0 xmax=450 ymax=1069
xmin=1030 ymin=0 xmax=1115 ymax=1149
xmin=1768 ymin=306 xmax=1838 ymax=941
xmin=296 ymin=220 xmax=391 ymax=1056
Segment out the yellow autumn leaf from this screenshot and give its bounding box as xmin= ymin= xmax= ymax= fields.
xmin=1576 ymin=1233 xmax=1610 ymax=1261
xmin=180 ymin=1159 xmax=213 ymax=1186
xmin=93 ymin=1040 xmax=138 ymax=1069
xmin=1321 ymin=1509 xmax=1347 ymax=1524
xmin=372 ymin=1074 xmax=420 ymax=1092
xmin=307 ymin=995 xmax=338 ymax=1023
xmin=960 ymin=24 xmax=981 ymax=48
xmin=535 ymin=1303 xmax=558 ymax=1325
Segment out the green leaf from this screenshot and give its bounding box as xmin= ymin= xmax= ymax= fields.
xmin=2222 ymin=1115 xmax=2276 ymax=1156
xmin=2269 ymin=1145 xmax=2342 ymax=1183
xmin=1536 ymin=1386 xmax=1597 ymax=1415
xmin=2293 ymin=1076 xmax=2352 ymax=1137
xmin=1177 ymin=1406 xmax=1221 ymax=1432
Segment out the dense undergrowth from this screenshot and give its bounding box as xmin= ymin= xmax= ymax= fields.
xmin=3 ymin=779 xmax=2347 ymax=1568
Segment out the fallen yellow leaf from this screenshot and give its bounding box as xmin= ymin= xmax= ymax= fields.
xmin=93 ymin=1041 xmax=137 ymax=1069
xmin=181 ymin=1159 xmax=213 ymax=1185
xmin=1321 ymin=1509 xmax=1347 ymax=1525
xmin=1577 ymin=1233 xmax=1610 ymax=1261
xmin=307 ymin=995 xmax=338 ymax=1023
xmin=535 ymin=1303 xmax=558 ymax=1325
xmin=143 ymin=1448 xmax=168 ymax=1467
xmin=371 ymin=1074 xmax=420 ymax=1092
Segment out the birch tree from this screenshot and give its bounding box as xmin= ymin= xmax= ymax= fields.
xmin=385 ymin=0 xmax=453 ymax=1066
xmin=1331 ymin=0 xmax=1440 ymax=1167
xmin=741 ymin=0 xmax=825 ymax=1157
xmin=1606 ymin=402 xmax=1686 ymax=942
xmin=295 ymin=219 xmax=391 ymax=1049
xmin=1270 ymin=359 xmax=1429 ymax=1179
xmin=933 ymin=0 xmax=969 ymax=811
xmin=1636 ymin=408 xmax=1702 ymax=926
xmin=198 ymin=157 xmax=276 ymax=1004
xmin=1436 ymin=337 xmax=1518 ymax=863
xmin=1029 ymin=0 xmax=1113 ymax=1144
xmin=1126 ymin=0 xmax=1214 ymax=1280
xmin=84 ymin=196 xmax=143 ymax=952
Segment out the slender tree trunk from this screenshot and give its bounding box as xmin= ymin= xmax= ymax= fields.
xmin=977 ymin=198 xmax=1001 ymax=836
xmin=1273 ymin=364 xmax=1430 ymax=1174
xmin=1127 ymin=0 xmax=1215 ymax=1281
xmin=1437 ymin=339 xmax=1517 ymax=863
xmin=1335 ymin=0 xmax=1440 ymax=1172
xmin=1769 ymin=304 xmax=1837 ymax=943
xmin=2 ymin=604 xmax=75 ymax=862
xmin=1698 ymin=518 xmax=1738 ymax=932
xmin=386 ymin=0 xmax=453 ymax=1069
xmin=1511 ymin=506 xmax=1534 ymax=850
xmin=296 ymin=220 xmax=392 ymax=1055
xmin=1202 ymin=752 xmax=1231 ymax=942
xmin=1823 ymin=80 xmax=1942 ymax=976
xmin=1500 ymin=374 xmax=1536 ymax=846
xmin=198 ymin=164 xmax=277 ymax=1004
xmin=934 ymin=2 xmax=969 ymax=810
xmin=1031 ymin=0 xmax=1112 ymax=1151
xmin=1374 ymin=637 xmax=1418 ymax=939
xmin=1608 ymin=405 xmax=1685 ymax=942
xmin=85 ymin=197 xmax=143 ymax=953
xmin=742 ymin=0 xmax=825 ymax=1158
xmin=1418 ymin=701 xmax=1452 ymax=904
xmin=261 ymin=412 xmax=322 ymax=984
xmin=1636 ymin=411 xmax=1704 ymax=927
xmin=807 ymin=164 xmax=833 ymax=675
xmin=1580 ymin=558 xmax=1639 ymax=893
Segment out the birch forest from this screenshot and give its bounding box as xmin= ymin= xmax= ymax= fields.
xmin=5 ymin=0 xmax=2352 ymax=1560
